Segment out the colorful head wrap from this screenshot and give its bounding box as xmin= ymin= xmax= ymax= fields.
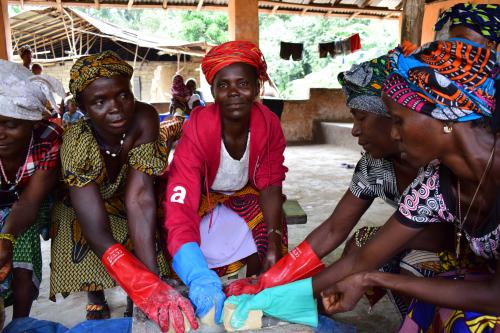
xmin=0 ymin=60 xmax=65 ymax=121
xmin=69 ymin=51 xmax=133 ymax=100
xmin=382 ymin=39 xmax=496 ymax=122
xmin=338 ymin=55 xmax=390 ymax=116
xmin=171 ymin=74 xmax=190 ymax=99
xmin=435 ymin=3 xmax=500 ymax=44
xmin=201 ymin=41 xmax=269 ymax=85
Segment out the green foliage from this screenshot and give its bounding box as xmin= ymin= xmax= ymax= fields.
xmin=179 ymin=11 xmax=228 ymax=44
xmin=8 ymin=5 xmax=22 ymax=17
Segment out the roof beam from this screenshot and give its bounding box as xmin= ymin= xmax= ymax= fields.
xmin=360 ymin=0 xmax=375 ymax=8
xmin=127 ymin=0 xmax=133 ymax=9
xmin=94 ymin=0 xmax=100 ymax=9
xmin=55 ymin=0 xmax=62 ymax=11
xmin=196 ymin=0 xmax=203 ymax=11
xmin=162 ymin=0 xmax=167 ymax=9
xmin=258 ymin=1 xmax=398 ymax=15
xmin=271 ymin=5 xmax=279 ymax=15
xmin=6 ymin=1 xmax=401 ymax=17
xmin=348 ymin=11 xmax=360 ymax=20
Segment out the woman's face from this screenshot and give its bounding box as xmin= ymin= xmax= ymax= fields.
xmin=0 ymin=115 xmax=35 ymax=158
xmin=79 ymin=76 xmax=135 ymax=135
xmin=211 ymin=63 xmax=259 ymax=122
xmin=350 ymin=109 xmax=399 ymax=159
xmin=384 ymin=95 xmax=444 ymax=168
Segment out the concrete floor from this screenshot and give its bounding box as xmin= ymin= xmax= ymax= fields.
xmin=4 ymin=144 xmax=401 ymax=332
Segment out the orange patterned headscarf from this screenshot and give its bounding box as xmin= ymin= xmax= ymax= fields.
xmin=201 ymin=41 xmax=269 ymax=85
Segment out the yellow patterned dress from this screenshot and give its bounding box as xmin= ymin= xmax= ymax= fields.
xmin=49 ymin=120 xmax=169 ymax=300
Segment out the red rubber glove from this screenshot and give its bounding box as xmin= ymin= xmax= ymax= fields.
xmin=102 ymin=244 xmax=198 ymax=333
xmin=225 ymin=240 xmax=324 ymax=297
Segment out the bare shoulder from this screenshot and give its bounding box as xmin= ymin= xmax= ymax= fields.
xmin=132 ymin=101 xmax=160 ymax=144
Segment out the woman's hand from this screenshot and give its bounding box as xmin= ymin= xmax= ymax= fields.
xmin=261 ymin=233 xmax=283 ymax=272
xmin=321 ymin=272 xmax=371 ymax=314
xmin=0 ymin=239 xmax=13 ymax=281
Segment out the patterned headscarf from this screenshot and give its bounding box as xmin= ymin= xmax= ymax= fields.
xmin=171 ymin=74 xmax=190 ymax=99
xmin=435 ymin=3 xmax=500 ymax=44
xmin=338 ymin=55 xmax=390 ymax=116
xmin=0 ymin=60 xmax=65 ymax=121
xmin=69 ymin=51 xmax=133 ymax=100
xmin=201 ymin=41 xmax=269 ymax=85
xmin=382 ymin=39 xmax=496 ymax=122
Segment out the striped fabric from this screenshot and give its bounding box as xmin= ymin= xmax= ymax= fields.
xmin=349 ymin=152 xmax=400 ymax=208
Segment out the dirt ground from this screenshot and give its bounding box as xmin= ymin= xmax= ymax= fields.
xmin=4 ymin=144 xmax=401 ymax=332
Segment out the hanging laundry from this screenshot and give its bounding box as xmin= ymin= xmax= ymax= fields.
xmin=318 ymin=42 xmax=336 ymax=58
xmin=280 ymin=42 xmax=304 ymax=61
xmin=350 ymin=33 xmax=362 ymax=53
xmin=342 ymin=38 xmax=352 ymax=55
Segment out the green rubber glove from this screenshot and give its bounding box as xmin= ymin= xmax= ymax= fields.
xmin=226 ymin=278 xmax=318 ymax=329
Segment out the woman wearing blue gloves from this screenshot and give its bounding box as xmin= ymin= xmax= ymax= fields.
xmin=164 ymin=41 xmax=289 ymax=324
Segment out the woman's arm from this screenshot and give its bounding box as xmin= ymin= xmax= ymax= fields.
xmin=69 ymin=184 xmax=115 ymax=257
xmin=306 ymin=190 xmax=373 ymax=258
xmin=0 ymin=169 xmax=59 ymax=279
xmin=125 ymin=169 xmax=158 ymax=274
xmin=260 ymin=185 xmax=284 ymax=271
xmin=125 ymin=103 xmax=163 ymax=273
xmin=2 ymin=169 xmax=58 ymax=237
xmin=323 ymin=259 xmax=500 ymax=315
xmin=312 ymin=216 xmax=423 ymax=294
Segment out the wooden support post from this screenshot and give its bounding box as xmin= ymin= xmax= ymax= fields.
xmin=0 ymin=0 xmax=11 ymax=60
xmin=401 ymin=0 xmax=425 ymax=46
xmin=162 ymin=0 xmax=167 ymax=9
xmin=228 ymin=0 xmax=259 ymax=46
xmin=196 ymin=0 xmax=203 ymax=11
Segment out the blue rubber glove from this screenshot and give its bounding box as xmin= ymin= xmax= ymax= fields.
xmin=172 ymin=242 xmax=226 ymax=323
xmin=226 ymin=278 xmax=318 ymax=329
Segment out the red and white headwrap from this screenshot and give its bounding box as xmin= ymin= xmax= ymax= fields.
xmin=201 ymin=40 xmax=269 ymax=85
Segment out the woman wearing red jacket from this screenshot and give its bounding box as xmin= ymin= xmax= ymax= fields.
xmin=164 ymin=41 xmax=289 ymax=324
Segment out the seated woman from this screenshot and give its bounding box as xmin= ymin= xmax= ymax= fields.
xmin=0 ymin=60 xmax=63 ymax=323
xmin=164 ymin=40 xmax=288 ymax=324
xmin=226 ymin=55 xmax=454 ymax=319
xmin=49 ymin=51 xmax=196 ymax=332
xmin=228 ymin=38 xmax=498 ymax=332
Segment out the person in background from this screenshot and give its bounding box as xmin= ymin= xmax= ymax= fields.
xmin=62 ymin=98 xmax=84 ymax=128
xmin=49 ymin=51 xmax=197 ymax=332
xmin=19 ymin=45 xmax=32 ymax=70
xmin=434 ymin=3 xmax=498 ymax=50
xmin=31 ymin=64 xmax=43 ymax=75
xmin=0 ymin=60 xmax=63 ymax=325
xmin=185 ymin=78 xmax=205 ymax=110
xmin=164 ymin=41 xmax=288 ymax=325
xmin=169 ymin=74 xmax=190 ymax=117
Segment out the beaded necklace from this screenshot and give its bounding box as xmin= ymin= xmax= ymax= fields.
xmin=0 ymin=133 xmax=33 ymax=198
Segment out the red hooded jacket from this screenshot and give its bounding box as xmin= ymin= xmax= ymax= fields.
xmin=164 ymin=102 xmax=288 ymax=257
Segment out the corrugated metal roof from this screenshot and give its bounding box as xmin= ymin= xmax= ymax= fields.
xmin=8 ymin=0 xmax=410 ymax=19
xmin=10 ymin=7 xmax=212 ymax=63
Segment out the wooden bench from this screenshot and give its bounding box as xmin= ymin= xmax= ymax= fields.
xmin=283 ymin=199 xmax=307 ymax=225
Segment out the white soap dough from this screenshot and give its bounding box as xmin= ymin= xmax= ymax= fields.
xmin=200 ymin=307 xmax=217 ymax=326
xmin=223 ymin=302 xmax=263 ymax=332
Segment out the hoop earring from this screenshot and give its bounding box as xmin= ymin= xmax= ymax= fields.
xmin=443 ymin=123 xmax=453 ymax=134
